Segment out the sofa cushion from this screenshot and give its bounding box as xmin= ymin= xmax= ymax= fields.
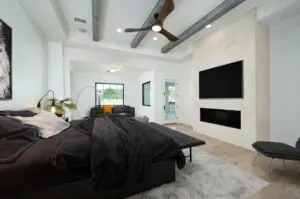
xmin=112 ymin=105 xmax=124 ymax=113
xmin=103 ymin=105 xmax=112 ymax=114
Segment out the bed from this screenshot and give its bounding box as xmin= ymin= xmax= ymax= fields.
xmin=0 ymin=111 xmax=186 ymax=199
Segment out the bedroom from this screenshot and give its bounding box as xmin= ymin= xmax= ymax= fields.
xmin=1 ymin=0 xmax=300 ymax=198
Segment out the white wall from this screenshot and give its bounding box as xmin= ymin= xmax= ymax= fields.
xmin=48 ymin=41 xmax=64 ymax=98
xmin=154 ymin=64 xmax=193 ymax=125
xmin=179 ymin=61 xmax=194 ymax=126
xmin=270 ymin=14 xmax=300 ymax=146
xmin=72 ymin=64 xmax=192 ymax=123
xmin=255 ymin=21 xmax=270 ymax=142
xmin=0 ymin=0 xmax=47 ymax=110
xmin=65 ymin=47 xmax=192 ymax=124
xmin=73 ymin=69 xmax=141 ymax=119
xmin=191 ymin=10 xmax=270 ymax=149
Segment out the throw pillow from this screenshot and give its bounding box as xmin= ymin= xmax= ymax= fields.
xmin=103 ymin=105 xmax=112 ymax=113
xmin=13 ymin=110 xmax=70 ymax=138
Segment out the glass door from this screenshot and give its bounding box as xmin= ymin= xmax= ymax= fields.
xmin=164 ymin=80 xmax=177 ymax=123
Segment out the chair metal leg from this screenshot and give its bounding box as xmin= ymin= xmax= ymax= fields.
xmin=269 ymin=158 xmax=273 ymax=179
xmin=282 ymin=160 xmax=286 ymax=168
xmin=252 ymin=152 xmax=260 ymax=165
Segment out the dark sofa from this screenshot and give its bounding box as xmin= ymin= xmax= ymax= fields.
xmin=90 ymin=105 xmax=135 ymax=118
xmin=112 ymin=105 xmax=135 ymax=117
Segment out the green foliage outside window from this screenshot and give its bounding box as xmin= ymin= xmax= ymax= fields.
xmin=102 ymin=88 xmax=123 ymax=99
xmin=95 ymin=83 xmax=124 ymax=106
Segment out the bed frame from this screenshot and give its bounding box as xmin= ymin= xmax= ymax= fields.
xmin=7 ymin=159 xmax=175 ymax=199
xmin=4 ymin=120 xmax=206 ymax=199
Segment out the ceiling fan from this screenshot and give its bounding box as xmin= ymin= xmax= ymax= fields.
xmin=125 ymin=0 xmax=179 ymax=42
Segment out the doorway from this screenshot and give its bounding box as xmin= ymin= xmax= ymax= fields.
xmin=164 ymin=80 xmax=177 ymax=123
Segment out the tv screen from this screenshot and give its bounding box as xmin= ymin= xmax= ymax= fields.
xmin=199 ymin=60 xmax=243 ymax=99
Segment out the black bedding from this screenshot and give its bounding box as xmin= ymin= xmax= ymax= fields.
xmin=0 ymin=116 xmax=40 ymax=163
xmin=68 ymin=117 xmax=185 ymax=191
xmin=0 ymin=127 xmax=90 ymax=196
xmin=0 ymin=117 xmax=185 ymax=197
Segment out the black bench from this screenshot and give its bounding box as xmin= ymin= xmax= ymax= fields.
xmin=150 ymin=123 xmax=206 ymax=162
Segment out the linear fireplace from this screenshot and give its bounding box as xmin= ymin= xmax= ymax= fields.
xmin=200 ymin=108 xmax=241 ymax=129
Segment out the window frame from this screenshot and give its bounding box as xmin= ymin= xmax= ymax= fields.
xmin=95 ymin=82 xmax=125 ymax=106
xmin=142 ymin=81 xmax=151 ymax=107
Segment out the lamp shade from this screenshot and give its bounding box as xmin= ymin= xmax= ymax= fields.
xmin=51 ymin=100 xmax=56 ymax=113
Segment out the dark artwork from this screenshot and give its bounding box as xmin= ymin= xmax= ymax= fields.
xmin=0 ymin=19 xmax=12 ymax=100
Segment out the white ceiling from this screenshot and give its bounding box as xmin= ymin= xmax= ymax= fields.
xmin=71 ymin=60 xmax=152 ymax=73
xmin=17 ymin=0 xmax=67 ymax=40
xmin=56 ymin=0 xmax=225 ymax=59
xmin=257 ymin=0 xmax=300 ymax=26
xmin=17 ymin=0 xmax=300 ymax=62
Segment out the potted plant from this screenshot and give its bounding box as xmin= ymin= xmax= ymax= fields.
xmin=47 ymin=98 xmax=77 ymax=117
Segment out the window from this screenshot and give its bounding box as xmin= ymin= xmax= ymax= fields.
xmin=95 ymin=83 xmax=124 ymax=106
xmin=142 ymin=81 xmax=151 ymax=106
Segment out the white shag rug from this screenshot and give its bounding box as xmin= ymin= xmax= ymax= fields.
xmin=128 ymin=148 xmax=268 ymax=199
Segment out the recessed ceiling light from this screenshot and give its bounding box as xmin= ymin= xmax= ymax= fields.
xmin=153 ymin=36 xmax=158 ymax=41
xmin=106 ymin=68 xmax=118 ymax=73
xmin=116 ymin=28 xmax=122 ymax=33
xmin=206 ymin=24 xmax=212 ymax=29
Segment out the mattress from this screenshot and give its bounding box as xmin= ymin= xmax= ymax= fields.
xmin=11 ymin=159 xmax=175 ymax=199
xmin=0 ymin=129 xmax=90 ymax=197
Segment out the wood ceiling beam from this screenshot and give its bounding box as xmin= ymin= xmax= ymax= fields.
xmin=161 ymin=0 xmax=247 ymax=53
xmin=131 ymin=0 xmax=166 ymax=48
xmin=92 ymin=0 xmax=101 ymax=41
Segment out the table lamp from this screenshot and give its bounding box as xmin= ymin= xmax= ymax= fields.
xmin=37 ymin=90 xmax=56 ymax=113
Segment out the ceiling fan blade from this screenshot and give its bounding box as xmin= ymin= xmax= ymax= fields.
xmin=164 ymin=0 xmax=175 ymax=16
xmin=159 ymin=28 xmax=178 ymax=42
xmin=156 ymin=0 xmax=175 ymax=23
xmin=125 ymin=26 xmax=152 ymax=33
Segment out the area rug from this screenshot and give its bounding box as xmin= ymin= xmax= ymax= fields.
xmin=128 ymin=148 xmax=269 ymax=199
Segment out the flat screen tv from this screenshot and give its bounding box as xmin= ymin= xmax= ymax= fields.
xmin=199 ymin=60 xmax=243 ymax=99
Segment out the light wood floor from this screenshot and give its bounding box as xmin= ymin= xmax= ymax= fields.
xmin=168 ymin=124 xmax=300 ymax=199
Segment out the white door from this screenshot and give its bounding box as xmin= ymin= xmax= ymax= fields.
xmin=163 ymin=80 xmax=177 ymax=124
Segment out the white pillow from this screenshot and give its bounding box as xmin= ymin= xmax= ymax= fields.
xmin=13 ymin=110 xmax=70 ymax=138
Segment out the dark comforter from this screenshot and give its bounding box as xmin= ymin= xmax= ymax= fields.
xmin=0 ymin=128 xmax=39 ymax=164
xmin=59 ymin=117 xmax=185 ymax=191
xmin=1 ymin=117 xmax=185 ymax=195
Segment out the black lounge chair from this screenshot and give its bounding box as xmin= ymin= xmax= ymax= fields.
xmin=252 ymin=138 xmax=300 ymax=177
